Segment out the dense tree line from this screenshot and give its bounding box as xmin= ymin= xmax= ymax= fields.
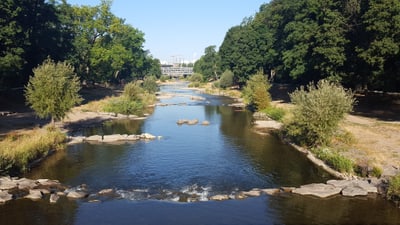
xmin=196 ymin=0 xmax=400 ymax=91
xmin=0 ymin=0 xmax=161 ymax=89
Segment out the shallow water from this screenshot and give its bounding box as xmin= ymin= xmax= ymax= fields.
xmin=1 ymin=82 xmax=399 ymax=225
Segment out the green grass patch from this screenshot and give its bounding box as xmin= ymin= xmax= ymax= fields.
xmin=314 ymin=148 xmax=354 ymax=173
xmin=0 ymin=126 xmax=66 ymax=175
xmin=388 ymin=174 xmax=400 ymax=201
xmin=261 ymin=106 xmax=286 ymax=121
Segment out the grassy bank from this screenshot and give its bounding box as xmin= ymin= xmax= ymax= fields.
xmin=0 ymin=126 xmax=66 ymax=175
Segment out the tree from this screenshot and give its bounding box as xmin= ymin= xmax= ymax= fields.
xmin=25 ymin=59 xmax=82 ymax=125
xmin=242 ymin=71 xmax=272 ymax=111
xmin=219 ymin=69 xmax=234 ymax=89
xmin=193 ymin=45 xmax=221 ymax=81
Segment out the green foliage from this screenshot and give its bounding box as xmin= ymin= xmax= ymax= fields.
xmin=25 ymin=58 xmax=82 ymax=124
xmin=314 ymin=148 xmax=354 ymax=173
xmin=142 ymin=76 xmax=159 ymax=93
xmin=242 ymin=71 xmax=271 ymax=111
xmin=219 ymin=70 xmax=234 ymax=89
xmin=193 ymin=46 xmax=221 ymax=81
xmin=103 ymin=96 xmax=143 ymax=116
xmin=122 ymin=82 xmax=143 ymax=101
xmin=388 ymin=174 xmax=400 ymax=201
xmin=285 ymin=79 xmax=354 ymax=146
xmin=371 ymin=166 xmax=383 ymax=178
xmin=189 ymin=73 xmax=204 ymax=83
xmin=160 ymin=75 xmax=170 ymax=82
xmin=261 ymin=106 xmax=286 ymax=121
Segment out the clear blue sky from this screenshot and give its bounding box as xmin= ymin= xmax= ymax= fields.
xmin=67 ymin=0 xmax=268 ymax=63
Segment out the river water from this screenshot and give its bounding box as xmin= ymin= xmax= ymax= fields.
xmin=1 ymin=82 xmax=399 ymax=225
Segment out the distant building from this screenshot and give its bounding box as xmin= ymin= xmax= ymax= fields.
xmin=161 ymin=64 xmax=193 ymax=78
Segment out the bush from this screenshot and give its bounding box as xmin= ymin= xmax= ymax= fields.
xmin=160 ymin=75 xmax=170 ymax=82
xmin=189 ymin=73 xmax=204 ymax=83
xmin=123 ymin=82 xmax=143 ymax=101
xmin=285 ymin=79 xmax=355 ymax=146
xmin=261 ymin=106 xmax=286 ymax=121
xmin=142 ymin=76 xmax=159 ymax=93
xmin=314 ymin=148 xmax=354 ymax=173
xmin=242 ymin=71 xmax=271 ymax=111
xmin=25 ymin=58 xmax=82 ymax=125
xmin=219 ymin=69 xmax=234 ymax=89
xmin=103 ymin=96 xmax=143 ymax=116
xmin=388 ymin=174 xmax=400 ymax=201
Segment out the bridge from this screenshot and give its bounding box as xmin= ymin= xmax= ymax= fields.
xmin=161 ymin=65 xmax=193 ymax=77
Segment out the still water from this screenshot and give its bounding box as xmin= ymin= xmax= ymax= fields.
xmin=1 ymin=82 xmax=399 ymax=225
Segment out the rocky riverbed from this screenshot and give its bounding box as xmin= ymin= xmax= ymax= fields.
xmin=0 ymin=175 xmax=386 ymax=204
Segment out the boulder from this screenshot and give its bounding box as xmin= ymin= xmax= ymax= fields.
xmin=102 ymin=134 xmax=125 ymax=142
xmin=242 ymin=190 xmax=261 ymax=197
xmin=17 ymin=178 xmax=38 ymax=190
xmin=201 ymin=120 xmax=210 ymax=126
xmin=342 ymin=186 xmax=368 ymax=197
xmin=261 ymin=188 xmax=281 ymax=195
xmin=49 ymin=193 xmax=60 ymax=203
xmin=98 ymin=189 xmax=114 ymax=195
xmin=0 ymin=191 xmax=13 ymax=203
xmin=187 ymin=119 xmax=199 ymax=125
xmin=327 ymin=179 xmax=378 ymax=194
xmin=293 ymin=183 xmax=342 ymax=198
xmin=140 ymin=133 xmax=156 ymax=140
xmin=177 ymin=119 xmax=188 ymax=125
xmin=25 ymin=189 xmax=43 ymax=200
xmin=126 ymin=135 xmax=140 ymax=141
xmin=209 ymin=195 xmax=230 ymax=201
xmin=0 ymin=177 xmax=18 ymax=190
xmin=85 ymin=135 xmax=103 ymax=142
xmin=67 ymin=191 xmax=88 ymax=199
xmin=280 ymin=187 xmax=295 ymax=193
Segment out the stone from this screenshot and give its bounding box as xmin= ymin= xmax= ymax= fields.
xmin=37 ymin=179 xmax=63 ymax=189
xmin=187 ymin=119 xmax=199 ymax=125
xmin=49 ymin=193 xmax=60 ymax=203
xmin=0 ymin=191 xmax=13 ymax=203
xmin=36 ymin=189 xmax=50 ymax=195
xmin=85 ymin=135 xmax=103 ymax=142
xmin=327 ymin=179 xmax=378 ymax=194
xmin=242 ymin=190 xmax=261 ymax=197
xmin=17 ymin=178 xmax=38 ymax=190
xmin=280 ymin=187 xmax=295 ymax=193
xmin=201 ymin=120 xmax=210 ymax=126
xmin=25 ymin=189 xmax=43 ymax=200
xmin=67 ymin=191 xmax=88 ymax=199
xmin=261 ymin=188 xmax=280 ymax=195
xmin=254 ymin=120 xmax=283 ymax=130
xmin=0 ymin=177 xmax=18 ymax=190
xmin=177 ymin=119 xmax=188 ymax=125
xmin=342 ymin=186 xmax=368 ymax=197
xmin=102 ymin=134 xmax=125 ymax=142
xmin=209 ymin=195 xmax=230 ymax=201
xmin=326 ymin=179 xmax=352 ymax=188
xmin=293 ymin=183 xmax=342 ymax=198
xmin=98 ymin=189 xmax=114 ymax=195
xmin=140 ymin=133 xmax=156 ymax=139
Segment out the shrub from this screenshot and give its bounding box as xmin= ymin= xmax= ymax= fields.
xmin=219 ymin=69 xmax=234 ymax=89
xmin=388 ymin=174 xmax=400 ymax=201
xmin=25 ymin=58 xmax=82 ymax=125
xmin=242 ymin=71 xmax=271 ymax=111
xmin=285 ymin=79 xmax=355 ymax=146
xmin=142 ymin=76 xmax=159 ymax=93
xmin=262 ymin=106 xmax=286 ymax=121
xmin=123 ymin=81 xmax=143 ymax=101
xmin=103 ymin=96 xmax=143 ymax=116
xmin=160 ymin=75 xmax=170 ymax=82
xmin=371 ymin=166 xmax=383 ymax=178
xmin=314 ymin=148 xmax=354 ymax=173
xmin=189 ymin=73 xmax=204 ymax=83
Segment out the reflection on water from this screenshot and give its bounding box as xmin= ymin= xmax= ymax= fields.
xmin=1 ymin=82 xmax=398 ymax=225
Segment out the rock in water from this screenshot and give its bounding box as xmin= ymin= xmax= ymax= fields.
xmin=25 ymin=189 xmax=43 ymax=200
xmin=342 ymin=186 xmax=368 ymax=197
xmin=209 ymin=195 xmax=230 ymax=201
xmin=49 ymin=193 xmax=60 ymax=203
xmin=0 ymin=177 xmax=17 ymax=190
xmin=0 ymin=191 xmax=13 ymax=203
xmin=293 ymin=183 xmax=342 ymax=198
xmin=67 ymin=191 xmax=88 ymax=199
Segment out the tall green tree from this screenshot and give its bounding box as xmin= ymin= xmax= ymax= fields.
xmin=358 ymin=0 xmax=400 ymax=90
xmin=25 ymin=59 xmax=82 ymax=125
xmin=194 ymin=45 xmax=221 ymax=81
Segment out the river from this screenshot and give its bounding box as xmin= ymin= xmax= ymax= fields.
xmin=1 ymin=82 xmax=399 ymax=225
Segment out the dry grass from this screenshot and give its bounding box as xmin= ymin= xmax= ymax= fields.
xmin=0 ymin=126 xmax=66 ymax=174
